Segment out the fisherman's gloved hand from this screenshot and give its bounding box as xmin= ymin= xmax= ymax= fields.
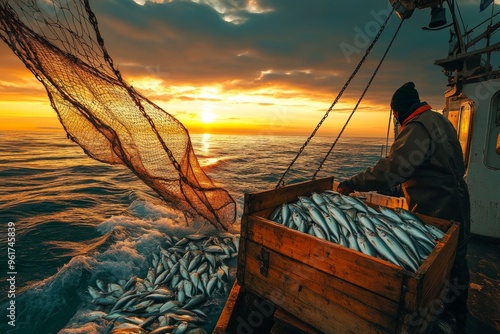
xmin=337 ymin=180 xmax=355 ymax=195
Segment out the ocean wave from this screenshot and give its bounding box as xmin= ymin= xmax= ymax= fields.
xmin=1 ymin=199 xmax=232 ymax=334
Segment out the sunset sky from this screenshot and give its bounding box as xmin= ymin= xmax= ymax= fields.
xmin=0 ymin=0 xmax=495 ymax=136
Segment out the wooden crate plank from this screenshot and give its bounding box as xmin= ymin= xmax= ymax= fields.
xmin=397 ymin=223 xmax=459 ymax=332
xmin=243 ymin=177 xmax=334 ymax=214
xmin=357 ymin=191 xmax=409 ymax=210
xmin=415 ymin=213 xmax=453 ymax=232
xmin=258 ymin=250 xmax=400 ymax=323
xmin=213 ymin=281 xmax=242 ymax=334
xmin=419 ymin=223 xmax=459 ymax=309
xmin=237 ymin=215 xmax=249 ymax=284
xmin=246 ymin=215 xmax=404 ymax=302
xmin=274 ymin=308 xmax=323 ymax=334
xmin=243 ymin=240 xmax=399 ymax=333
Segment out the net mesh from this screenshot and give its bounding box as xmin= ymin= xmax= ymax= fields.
xmin=0 ymin=0 xmax=236 ymax=230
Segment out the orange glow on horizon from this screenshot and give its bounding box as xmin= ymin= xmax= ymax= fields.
xmin=1 ymin=70 xmax=393 ymax=137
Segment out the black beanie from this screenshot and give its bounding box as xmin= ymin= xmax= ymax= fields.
xmin=391 ymin=82 xmax=420 ymax=122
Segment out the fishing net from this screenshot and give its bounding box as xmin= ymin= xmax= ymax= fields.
xmin=0 ymin=0 xmax=236 ymax=230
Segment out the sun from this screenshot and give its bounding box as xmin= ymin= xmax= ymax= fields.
xmin=201 ymin=110 xmax=216 ymax=123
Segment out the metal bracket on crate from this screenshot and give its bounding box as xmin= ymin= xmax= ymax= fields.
xmin=259 ymin=247 xmax=270 ymax=277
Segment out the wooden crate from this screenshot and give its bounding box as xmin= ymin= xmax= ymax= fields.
xmin=236 ymin=177 xmax=460 ymax=334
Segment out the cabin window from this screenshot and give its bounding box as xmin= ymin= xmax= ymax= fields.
xmin=457 ymin=102 xmax=473 ymax=164
xmin=497 ymin=134 xmax=500 ymax=155
xmin=485 ymin=94 xmax=500 ymax=168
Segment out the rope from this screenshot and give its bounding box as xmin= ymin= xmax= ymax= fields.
xmin=275 ymin=6 xmax=395 ymax=189
xmin=383 ymin=108 xmax=393 ymax=158
xmin=312 ymin=17 xmax=405 ymax=180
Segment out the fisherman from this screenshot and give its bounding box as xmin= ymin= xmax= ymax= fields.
xmin=337 ymin=82 xmax=470 ymax=334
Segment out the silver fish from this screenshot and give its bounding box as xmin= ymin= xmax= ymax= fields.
xmin=92 ymin=297 xmax=117 ymax=306
xmin=204 ymin=245 xmax=225 ymax=253
xmin=111 ymin=294 xmax=139 ymax=312
xmin=321 ymin=211 xmax=340 ymax=243
xmin=151 ymin=325 xmax=177 ymax=334
xmin=346 ymin=232 xmax=360 ymax=252
xmin=180 ymin=264 xmax=190 ymax=280
xmin=159 ymin=300 xmax=182 ymax=313
xmin=400 ymin=222 xmax=436 ymax=249
xmin=387 ymin=223 xmax=420 ymax=261
xmin=341 ymin=195 xmax=368 ymax=213
xmin=379 ymin=206 xmax=404 ymax=224
xmin=177 ymin=286 xmax=186 ymax=303
xmin=345 ymin=214 xmax=360 ymax=235
xmin=96 ymin=279 xmax=107 ymax=292
xmin=291 ymin=211 xmax=304 ymax=231
xmin=364 ymin=229 xmax=402 ymax=267
xmin=172 ymin=321 xmax=189 ymax=334
xmin=308 ymin=206 xmax=331 ymax=237
xmin=88 ymin=286 xmax=102 ymax=299
xmin=269 ymin=205 xmax=282 ymax=222
xmin=281 ymin=203 xmax=291 ymax=226
xmin=357 ymin=212 xmax=376 ymax=233
xmin=79 ymin=311 xmax=107 ymax=323
xmin=376 ymin=226 xmax=419 ymax=271
xmin=196 ymin=262 xmax=209 ymax=275
xmin=394 ymin=207 xmax=424 ymax=224
xmin=207 ymin=275 xmax=218 ymax=296
xmin=311 ymin=192 xmax=328 ymax=212
xmin=190 ymin=272 xmax=200 ymax=290
xmin=327 ymin=204 xmax=353 ymax=234
xmin=298 ymin=196 xmax=322 ymax=211
xmin=124 ymin=276 xmax=138 ymax=291
xmin=183 ymin=294 xmax=206 ymax=310
xmin=338 ymin=233 xmax=348 ymax=248
xmin=169 ymin=273 xmax=180 ymax=287
xmin=154 ymin=269 xmax=169 ymax=285
xmin=357 ymin=233 xmax=377 ymax=257
xmin=311 ymin=223 xmax=328 ymax=240
xmin=125 ymin=299 xmax=153 ymax=312
xmin=184 ymin=280 xmax=194 ymax=298
xmin=427 ymin=224 xmax=445 ymax=240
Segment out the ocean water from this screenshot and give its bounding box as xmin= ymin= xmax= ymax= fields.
xmin=0 ymin=131 xmax=386 ymax=334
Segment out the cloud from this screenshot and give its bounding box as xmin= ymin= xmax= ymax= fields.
xmin=0 ymin=0 xmax=498 ymax=134
xmin=88 ymin=0 xmax=457 ymax=105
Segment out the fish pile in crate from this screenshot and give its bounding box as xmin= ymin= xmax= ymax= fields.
xmin=268 ymin=191 xmax=444 ymax=272
xmin=85 ymin=233 xmax=239 ymax=334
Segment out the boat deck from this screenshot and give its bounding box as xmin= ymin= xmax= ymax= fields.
xmin=465 ymin=235 xmax=500 ymax=334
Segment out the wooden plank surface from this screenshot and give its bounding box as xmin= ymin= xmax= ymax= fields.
xmin=243 ymin=177 xmax=334 ymax=214
xmin=243 ymin=240 xmax=399 ymax=333
xmin=246 ymin=215 xmax=405 ymax=302
xmin=274 ymin=308 xmax=323 ymax=334
xmin=418 ymin=223 xmax=459 ymax=309
xmin=356 ymin=191 xmax=409 ymax=210
xmin=213 ymin=281 xmax=241 ymax=334
xmin=397 ymin=222 xmax=459 ymax=332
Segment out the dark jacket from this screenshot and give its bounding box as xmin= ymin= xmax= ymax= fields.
xmin=348 ymin=103 xmax=470 ymax=234
xmin=347 ymin=102 xmax=471 ymax=317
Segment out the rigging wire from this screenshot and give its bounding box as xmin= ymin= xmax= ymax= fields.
xmin=275 ymin=6 xmax=395 ymax=189
xmin=312 ymin=18 xmax=405 ymax=180
xmin=465 ymin=10 xmax=500 ymax=35
xmin=383 ymin=108 xmax=393 ymax=158
xmin=454 ymin=0 xmax=468 ymax=43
